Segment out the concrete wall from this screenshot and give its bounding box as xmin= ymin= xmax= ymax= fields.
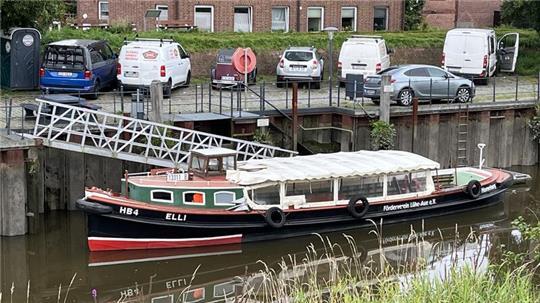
xmin=270 ymin=103 xmax=539 ymax=168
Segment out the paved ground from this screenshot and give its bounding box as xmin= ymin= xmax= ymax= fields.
xmin=1 ymin=76 xmax=538 ymax=131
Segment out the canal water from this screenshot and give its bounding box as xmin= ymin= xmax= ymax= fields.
xmin=1 ymin=165 xmax=539 ymax=302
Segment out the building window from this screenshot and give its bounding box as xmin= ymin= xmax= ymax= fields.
xmin=341 ymin=7 xmax=357 ymax=31
xmin=373 ymin=7 xmax=388 ymax=31
xmin=307 ymin=7 xmax=324 ymax=32
xmin=272 ymin=7 xmax=289 ymax=32
xmin=234 ymin=7 xmax=252 ymax=32
xmin=214 ymin=191 xmax=236 ymax=205
xmin=151 ymin=190 xmax=174 ymax=203
xmin=98 ymin=0 xmax=109 ymax=20
xmin=183 ymin=191 xmax=206 ymax=205
xmin=194 ymin=6 xmax=214 ymax=32
xmin=156 ymin=5 xmax=168 ymax=21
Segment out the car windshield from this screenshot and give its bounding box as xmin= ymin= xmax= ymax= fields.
xmin=217 ymin=49 xmax=235 ymax=64
xmin=43 ymin=46 xmax=85 ymax=70
xmin=284 ymin=51 xmax=313 ymax=62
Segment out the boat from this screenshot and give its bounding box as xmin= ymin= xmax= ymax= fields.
xmin=76 ymin=148 xmax=525 ymax=251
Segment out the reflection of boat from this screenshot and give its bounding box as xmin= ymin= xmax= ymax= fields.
xmin=77 ymin=148 xmax=523 ymax=251
xmin=85 ymin=202 xmax=510 ymax=302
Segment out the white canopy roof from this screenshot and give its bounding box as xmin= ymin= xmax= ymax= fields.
xmin=226 ymin=150 xmax=440 ymax=186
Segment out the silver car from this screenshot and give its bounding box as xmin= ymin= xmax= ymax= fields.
xmin=276 ymin=47 xmax=324 ymax=89
xmin=363 ymin=65 xmax=475 ymax=106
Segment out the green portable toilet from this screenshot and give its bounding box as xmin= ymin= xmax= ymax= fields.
xmin=1 ymin=28 xmax=41 ymax=90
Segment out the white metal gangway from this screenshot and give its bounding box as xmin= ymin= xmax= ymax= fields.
xmin=26 ymin=99 xmax=297 ymax=168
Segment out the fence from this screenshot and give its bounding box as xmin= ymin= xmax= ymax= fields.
xmin=2 ymin=72 xmax=539 ymax=132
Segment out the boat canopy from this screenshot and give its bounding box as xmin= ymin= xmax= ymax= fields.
xmin=226 ymin=150 xmax=440 ymax=186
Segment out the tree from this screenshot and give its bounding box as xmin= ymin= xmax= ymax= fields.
xmin=501 ymin=0 xmax=540 ymax=33
xmin=404 ymin=0 xmax=426 ymax=31
xmin=0 ymin=0 xmax=66 ymax=31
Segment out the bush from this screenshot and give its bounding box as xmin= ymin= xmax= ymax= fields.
xmin=370 ymin=120 xmax=396 ymax=151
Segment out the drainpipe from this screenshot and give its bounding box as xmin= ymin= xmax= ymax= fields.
xmin=175 ymin=0 xmax=180 ymax=20
xmin=296 ymin=0 xmax=301 ymax=32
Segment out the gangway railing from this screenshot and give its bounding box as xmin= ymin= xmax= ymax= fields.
xmin=26 ymin=99 xmax=297 ymax=168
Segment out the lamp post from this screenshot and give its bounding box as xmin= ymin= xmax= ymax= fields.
xmin=323 ymin=27 xmax=338 ymax=106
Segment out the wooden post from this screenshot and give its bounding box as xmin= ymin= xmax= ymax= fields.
xmin=380 ymin=74 xmax=391 ymax=123
xmin=292 ymin=82 xmax=298 ymax=152
xmin=412 ymin=97 xmax=419 ymax=152
xmin=149 ymin=80 xmax=163 ymax=123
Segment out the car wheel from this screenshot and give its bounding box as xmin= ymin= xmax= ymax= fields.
xmin=397 ymin=88 xmax=413 ymax=106
xmin=371 ymin=99 xmax=380 ymax=105
xmin=455 ymin=86 xmax=472 ymax=103
xmin=276 ymin=76 xmax=284 ymax=88
xmin=89 ymin=79 xmax=100 ymax=100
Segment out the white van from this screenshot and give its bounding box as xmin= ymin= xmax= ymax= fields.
xmin=338 ymin=35 xmax=391 ymax=84
xmin=442 ymin=29 xmax=519 ymax=81
xmin=117 ymin=38 xmax=191 ymax=92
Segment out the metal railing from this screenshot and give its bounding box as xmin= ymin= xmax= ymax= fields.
xmin=23 ymin=99 xmax=296 ymax=168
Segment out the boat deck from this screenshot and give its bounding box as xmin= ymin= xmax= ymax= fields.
xmin=127 ymin=174 xmax=239 ymax=189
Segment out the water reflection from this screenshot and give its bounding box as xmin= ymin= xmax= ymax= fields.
xmin=0 ymin=166 xmax=538 ymax=303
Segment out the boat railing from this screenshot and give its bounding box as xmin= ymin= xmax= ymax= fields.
xmin=126 ymin=172 xmax=152 ymax=177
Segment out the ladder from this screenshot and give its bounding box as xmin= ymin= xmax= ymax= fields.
xmin=456 ymin=104 xmax=469 ymax=167
xmin=26 ymin=99 xmax=297 ymax=169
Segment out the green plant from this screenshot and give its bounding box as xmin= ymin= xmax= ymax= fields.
xmin=370 ymin=120 xmax=396 ymax=150
xmin=527 ymin=104 xmax=540 ymax=142
xmin=253 ymin=128 xmax=273 ymax=145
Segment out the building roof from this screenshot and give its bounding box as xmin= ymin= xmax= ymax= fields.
xmin=227 ymin=150 xmax=440 ymax=186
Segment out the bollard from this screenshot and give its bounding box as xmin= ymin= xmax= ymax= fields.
xmin=380 ymin=75 xmax=391 ymax=123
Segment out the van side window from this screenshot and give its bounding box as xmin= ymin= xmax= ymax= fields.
xmin=99 ymin=44 xmax=113 ymax=60
xmin=89 ymin=49 xmax=104 ymax=64
xmin=490 ymin=37 xmax=495 ymax=54
xmin=178 ymin=46 xmax=187 ymax=59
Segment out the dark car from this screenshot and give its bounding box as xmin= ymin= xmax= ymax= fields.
xmin=39 ymin=39 xmax=117 ymax=99
xmin=211 ymin=48 xmax=256 ymax=89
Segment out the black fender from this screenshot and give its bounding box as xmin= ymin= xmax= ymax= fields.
xmin=76 ymin=199 xmax=112 ymax=214
xmin=347 ymin=196 xmax=369 ymax=218
xmin=265 ymin=207 xmax=286 ymax=228
xmin=465 ymin=180 xmax=482 ymax=199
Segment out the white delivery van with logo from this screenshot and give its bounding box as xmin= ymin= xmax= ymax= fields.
xmin=338 ymin=35 xmax=391 ymax=85
xmin=442 ymin=28 xmax=519 ymax=83
xmin=117 ymin=38 xmax=191 ymax=93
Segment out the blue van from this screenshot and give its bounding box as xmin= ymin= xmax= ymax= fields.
xmin=40 ymin=40 xmax=117 ymax=99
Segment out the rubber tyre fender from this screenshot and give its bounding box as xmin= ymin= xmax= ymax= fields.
xmin=265 ymin=207 xmax=286 ymax=228
xmin=347 ymin=196 xmax=369 ymax=218
xmin=466 ymin=180 xmax=482 ymax=199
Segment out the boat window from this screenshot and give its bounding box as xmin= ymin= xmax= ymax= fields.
xmin=249 ymin=184 xmax=280 ymax=205
xmin=286 ymin=180 xmax=333 ymax=202
xmin=339 ymin=176 xmax=384 ymax=199
xmin=208 ymin=158 xmax=219 ymax=171
xmin=410 ymin=171 xmax=427 ymax=192
xmin=183 ymin=191 xmax=206 ymax=205
xmin=223 ymin=155 xmax=236 ymax=170
xmin=387 ymin=174 xmax=415 ymax=195
xmin=191 ymin=155 xmax=205 ymax=170
xmin=214 ymin=191 xmax=236 ymax=205
xmin=151 ymin=190 xmax=174 ymax=203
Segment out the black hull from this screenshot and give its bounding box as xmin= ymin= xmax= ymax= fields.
xmin=83 ymin=185 xmax=509 ymax=250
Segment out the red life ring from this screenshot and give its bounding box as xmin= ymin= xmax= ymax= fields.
xmin=232 ymin=47 xmax=257 ymax=74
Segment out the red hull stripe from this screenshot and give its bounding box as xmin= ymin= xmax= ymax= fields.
xmin=88 ymin=234 xmax=243 ymax=251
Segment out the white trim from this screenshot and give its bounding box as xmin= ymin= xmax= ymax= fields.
xmin=213 ymin=191 xmax=237 ymax=205
xmin=150 ymin=189 xmax=174 ymax=203
xmin=194 ymin=5 xmax=214 ymax=32
xmin=152 ymin=294 xmax=173 ymax=303
xmin=233 ymin=6 xmax=253 ymax=33
xmin=98 ymin=0 xmax=109 ymax=20
xmin=271 ymin=6 xmax=289 ymax=32
xmin=307 ymin=7 xmax=324 ymax=32
xmin=341 ymin=7 xmax=357 ymax=32
xmin=183 ymin=191 xmax=206 ymax=206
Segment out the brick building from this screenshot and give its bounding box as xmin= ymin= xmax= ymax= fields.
xmin=76 ymin=0 xmax=405 ymax=32
xmin=423 ymin=0 xmax=502 ymax=29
